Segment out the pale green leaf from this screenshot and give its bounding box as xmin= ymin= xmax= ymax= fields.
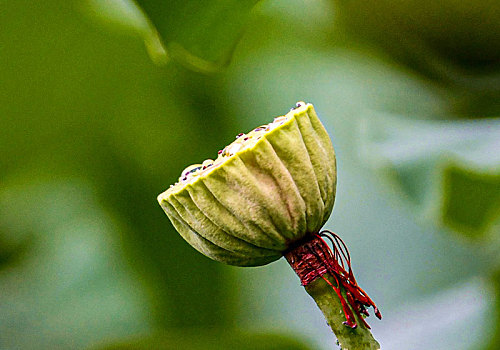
xmin=359 ymin=112 xmax=500 ymax=239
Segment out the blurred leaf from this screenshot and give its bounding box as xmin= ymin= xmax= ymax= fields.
xmin=0 ymin=180 xmax=151 ymax=349
xmin=84 ymin=0 xmax=151 ymax=34
xmin=442 ymin=166 xmax=500 ymax=237
xmin=330 ymin=0 xmax=500 ymax=121
xmin=486 ymin=269 xmax=500 ymax=350
xmin=134 ymin=0 xmax=261 ymax=72
xmin=333 ymin=0 xmax=500 ymax=78
xmin=94 ymin=330 xmax=312 ymax=350
xmin=82 ymin=0 xmax=168 ymax=65
xmin=375 ymin=277 xmax=491 ymax=350
xmin=359 ymin=112 xmax=500 ymax=240
xmin=0 ymin=0 xmax=237 ymax=334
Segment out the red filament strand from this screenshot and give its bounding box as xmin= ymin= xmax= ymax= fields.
xmin=285 ymin=231 xmax=381 ymax=329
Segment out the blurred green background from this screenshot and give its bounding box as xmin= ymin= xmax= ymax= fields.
xmin=1 ymin=0 xmax=499 ymax=349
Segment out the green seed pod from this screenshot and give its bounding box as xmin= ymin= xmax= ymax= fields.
xmin=157 ymin=102 xmax=336 ymax=266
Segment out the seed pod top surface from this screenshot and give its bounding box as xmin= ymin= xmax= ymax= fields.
xmin=158 ymin=102 xmax=336 ymax=266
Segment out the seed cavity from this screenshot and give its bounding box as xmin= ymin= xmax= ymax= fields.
xmin=169 ymin=102 xmax=307 ymax=190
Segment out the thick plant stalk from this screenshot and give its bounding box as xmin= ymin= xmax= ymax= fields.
xmin=305 ymin=275 xmax=380 ymax=350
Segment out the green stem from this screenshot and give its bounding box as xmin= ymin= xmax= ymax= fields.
xmin=304 ymin=274 xmax=380 ymax=350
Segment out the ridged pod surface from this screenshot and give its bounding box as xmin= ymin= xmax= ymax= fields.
xmin=158 ymin=103 xmax=336 ymax=266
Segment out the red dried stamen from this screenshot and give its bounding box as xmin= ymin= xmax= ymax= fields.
xmin=285 ymin=231 xmax=381 ymax=329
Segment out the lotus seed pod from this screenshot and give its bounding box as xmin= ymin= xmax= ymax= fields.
xmin=157 ymin=102 xmax=336 ymax=266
